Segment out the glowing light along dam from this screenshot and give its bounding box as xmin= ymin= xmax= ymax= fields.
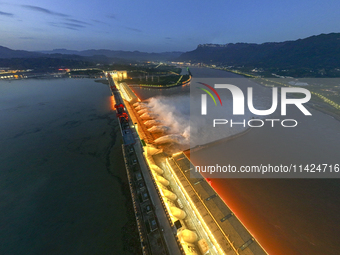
xmin=106 ymin=72 xmax=268 ymax=255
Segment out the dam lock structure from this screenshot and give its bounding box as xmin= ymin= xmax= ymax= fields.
xmin=106 ymin=72 xmax=268 ymax=255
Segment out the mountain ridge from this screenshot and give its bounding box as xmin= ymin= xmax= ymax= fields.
xmin=38 ymin=49 xmax=183 ymax=61
xmin=0 ymin=46 xmax=182 ymax=62
xmin=177 ymin=33 xmax=340 ymax=69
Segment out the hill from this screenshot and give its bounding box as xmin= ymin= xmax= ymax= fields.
xmin=0 ymin=46 xmax=43 ymax=59
xmin=39 ymin=49 xmax=182 ymax=61
xmin=178 ymin=33 xmax=340 ymax=70
xmin=0 ymin=46 xmax=182 ymax=66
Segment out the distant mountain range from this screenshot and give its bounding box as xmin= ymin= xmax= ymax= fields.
xmin=0 ymin=46 xmax=183 ymax=70
xmin=38 ymin=49 xmax=183 ymax=61
xmin=1 ymin=32 xmax=340 ymax=72
xmin=0 ymin=45 xmax=182 ymax=62
xmin=0 ymin=46 xmax=44 ymax=59
xmin=177 ymin=33 xmax=340 ymax=69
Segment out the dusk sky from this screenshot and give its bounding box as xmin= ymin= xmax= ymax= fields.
xmin=1 ymin=0 xmax=340 ymax=52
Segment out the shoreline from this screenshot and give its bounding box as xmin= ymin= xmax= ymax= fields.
xmin=128 ymin=75 xmax=192 ymax=89
xmin=107 ymin=115 xmax=142 ymax=254
xmin=252 ymin=76 xmax=340 ymax=122
xmin=307 ymin=102 xmax=340 ymax=122
xmin=216 ymin=67 xmax=340 ymax=122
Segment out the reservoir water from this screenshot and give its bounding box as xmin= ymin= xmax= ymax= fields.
xmin=0 ymin=78 xmax=133 ymax=254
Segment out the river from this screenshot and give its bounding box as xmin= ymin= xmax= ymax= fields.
xmin=133 ymin=67 xmax=340 ymax=255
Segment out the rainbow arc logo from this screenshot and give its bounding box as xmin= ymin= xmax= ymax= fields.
xmin=196 ymin=82 xmax=223 ymax=106
xmin=197 ymin=82 xmax=222 ymax=115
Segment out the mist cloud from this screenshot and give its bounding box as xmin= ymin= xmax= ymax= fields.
xmin=0 ymin=11 xmax=13 ymax=17
xmin=22 ymin=5 xmax=68 ymax=17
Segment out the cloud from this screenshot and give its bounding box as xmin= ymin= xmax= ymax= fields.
xmin=0 ymin=11 xmax=13 ymax=17
xmin=91 ymin=19 xmax=109 ymax=25
xmin=65 ymin=18 xmax=91 ymax=26
xmin=62 ymin=22 xmax=85 ymax=28
xmin=125 ymin=26 xmax=142 ymax=32
xmin=106 ymin=14 xmax=117 ymax=20
xmin=22 ymin=5 xmax=68 ymax=17
xmin=47 ymin=19 xmax=90 ymax=31
xmin=48 ymin=22 xmax=63 ymax=28
xmin=48 ymin=22 xmax=81 ymax=31
xmin=64 ymin=27 xmax=78 ymax=31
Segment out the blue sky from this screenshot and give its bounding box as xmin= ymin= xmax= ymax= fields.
xmin=1 ymin=0 xmax=340 ymax=52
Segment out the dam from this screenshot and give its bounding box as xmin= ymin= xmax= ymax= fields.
xmin=106 ymin=72 xmax=268 ymax=255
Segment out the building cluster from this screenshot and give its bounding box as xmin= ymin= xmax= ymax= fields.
xmin=106 ymin=70 xmax=128 ymax=81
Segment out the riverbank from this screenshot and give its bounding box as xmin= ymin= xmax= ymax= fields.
xmin=106 ymin=117 xmax=142 ymax=254
xmin=128 ymin=74 xmax=192 ymax=88
xmin=220 ymin=68 xmax=340 ymax=120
